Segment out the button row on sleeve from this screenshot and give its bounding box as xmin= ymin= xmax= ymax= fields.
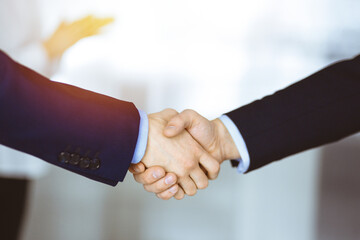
xmin=58 ymin=152 xmax=100 ymax=170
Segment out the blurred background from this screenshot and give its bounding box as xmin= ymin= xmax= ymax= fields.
xmin=1 ymin=0 xmax=360 ymax=239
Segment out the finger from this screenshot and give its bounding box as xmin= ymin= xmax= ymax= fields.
xmin=174 ymin=187 xmax=185 ymax=200
xmin=143 ymin=173 xmax=177 ymax=193
xmin=163 ymin=112 xmax=193 ymax=138
xmin=199 ymin=153 xmax=220 ymax=180
xmin=155 ymin=108 xmax=179 ymax=121
xmin=133 ymin=166 xmax=165 ymax=184
xmin=129 ymin=162 xmax=146 ymax=174
xmin=156 ymin=184 xmax=179 ymax=200
xmin=178 ymin=177 xmax=197 ymax=196
xmin=164 ymin=109 xmax=205 ymax=137
xmin=190 ymin=168 xmax=209 ymax=189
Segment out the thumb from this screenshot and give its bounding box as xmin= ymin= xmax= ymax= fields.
xmin=163 ymin=109 xmax=196 ymax=137
xmin=129 ymin=162 xmax=146 ymax=174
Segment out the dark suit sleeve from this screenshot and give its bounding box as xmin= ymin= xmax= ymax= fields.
xmin=226 ymin=55 xmax=360 ymax=172
xmin=0 ymin=50 xmax=140 ymax=186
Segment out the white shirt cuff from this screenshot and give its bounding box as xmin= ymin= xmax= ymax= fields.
xmin=131 ymin=110 xmax=149 ymax=164
xmin=219 ymin=115 xmax=250 ymax=173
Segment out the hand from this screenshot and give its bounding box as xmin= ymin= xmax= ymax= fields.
xmin=43 ymin=15 xmax=114 ymax=59
xmin=131 ymin=109 xmax=240 ymax=200
xmin=129 ymin=162 xmax=181 ymax=200
xmin=138 ymin=109 xmax=220 ymax=198
xmin=164 ymin=109 xmax=241 ymax=163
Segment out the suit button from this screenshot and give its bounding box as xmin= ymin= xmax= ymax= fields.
xmin=89 ymin=158 xmax=101 ymax=170
xmin=79 ymin=157 xmax=90 ymax=169
xmin=69 ymin=153 xmax=80 ymax=165
xmin=58 ymin=152 xmax=70 ymax=163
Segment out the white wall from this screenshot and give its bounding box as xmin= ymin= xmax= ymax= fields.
xmin=19 ymin=0 xmax=360 ymax=239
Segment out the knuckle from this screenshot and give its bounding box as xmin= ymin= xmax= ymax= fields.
xmin=133 ymin=174 xmax=138 ymax=181
xmin=164 ymin=108 xmax=178 ymax=115
xmin=175 ymin=190 xmax=185 ymax=200
xmin=183 ymin=159 xmax=197 ymax=170
xmin=175 ymin=195 xmax=184 ymax=200
xmin=144 ymin=176 xmax=153 ymax=185
xmin=178 ymin=173 xmax=187 ymax=180
xmin=177 ymin=170 xmax=188 ymax=178
xmin=143 ymin=184 xmax=152 ymax=192
xmin=133 ymin=175 xmax=142 ymax=183
xmin=158 ymin=192 xmax=171 ymax=200
xmin=187 ymin=189 xmax=197 ymax=196
xmin=197 ymin=180 xmax=209 ymax=189
xmin=182 ymin=109 xmax=195 ymax=115
xmin=156 ymin=184 xmax=169 ymax=193
xmin=214 ymin=162 xmax=221 ymax=173
xmin=209 ymin=172 xmax=218 ymax=180
xmin=210 ymin=162 xmax=220 ymax=175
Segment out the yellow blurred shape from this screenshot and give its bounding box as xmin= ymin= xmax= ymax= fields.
xmin=43 ymin=15 xmax=114 ymax=59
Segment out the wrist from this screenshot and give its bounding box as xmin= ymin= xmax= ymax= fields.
xmin=212 ymin=118 xmax=241 ymax=162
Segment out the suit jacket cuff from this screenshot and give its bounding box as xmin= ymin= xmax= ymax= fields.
xmin=219 ymin=115 xmax=250 ymax=173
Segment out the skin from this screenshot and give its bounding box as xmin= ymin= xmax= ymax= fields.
xmin=129 ymin=163 xmax=180 ymax=200
xmin=130 ymin=109 xmax=240 ymax=200
xmin=136 ymin=109 xmax=220 ymax=198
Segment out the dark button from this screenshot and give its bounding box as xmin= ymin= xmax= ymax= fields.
xmin=89 ymin=158 xmax=101 ymax=170
xmin=58 ymin=152 xmax=70 ymax=163
xmin=69 ymin=153 xmax=80 ymax=165
xmin=79 ymin=157 xmax=90 ymax=169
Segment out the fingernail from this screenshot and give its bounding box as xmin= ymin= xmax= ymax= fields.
xmin=166 ymin=125 xmax=176 ymax=130
xmin=165 ymin=175 xmax=175 ymax=185
xmin=169 ymin=186 xmax=178 ymax=193
xmin=152 ymin=170 xmax=163 ymax=179
xmin=133 ymin=165 xmax=141 ymax=173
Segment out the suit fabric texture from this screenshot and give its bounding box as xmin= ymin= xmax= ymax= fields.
xmin=227 ymin=55 xmax=360 ymax=172
xmin=0 ymin=50 xmax=140 ymax=186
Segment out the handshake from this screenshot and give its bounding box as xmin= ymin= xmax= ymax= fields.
xmin=1 ymin=48 xmax=357 ymax=202
xmin=128 ymin=108 xmax=241 ymax=200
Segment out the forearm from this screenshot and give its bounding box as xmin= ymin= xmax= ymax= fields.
xmin=227 ymin=55 xmax=360 ymax=171
xmin=0 ymin=50 xmax=140 ymax=185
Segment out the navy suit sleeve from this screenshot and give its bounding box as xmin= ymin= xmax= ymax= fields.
xmin=0 ymin=50 xmax=140 ymax=186
xmin=227 ymin=55 xmax=360 ymax=172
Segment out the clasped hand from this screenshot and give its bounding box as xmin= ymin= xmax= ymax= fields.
xmin=129 ymin=109 xmax=240 ymax=200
